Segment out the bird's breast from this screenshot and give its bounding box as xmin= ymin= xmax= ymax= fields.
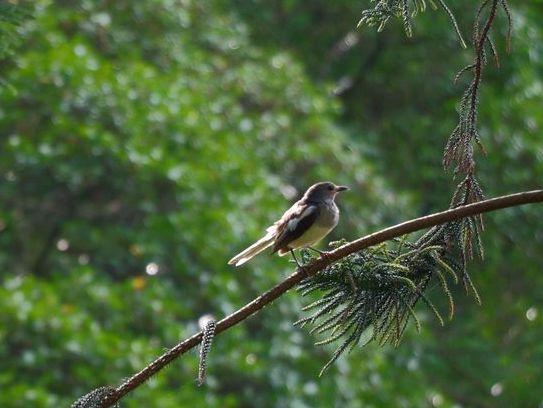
xmin=317 ymin=201 xmax=339 ymax=228
xmin=287 ymin=223 xmax=334 ymax=249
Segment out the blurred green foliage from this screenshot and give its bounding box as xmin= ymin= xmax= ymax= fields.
xmin=0 ymin=0 xmax=541 ymax=407
xmin=0 ymin=1 xmax=32 ymax=84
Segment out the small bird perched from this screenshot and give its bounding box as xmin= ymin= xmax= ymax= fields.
xmin=228 ymin=182 xmax=348 ymax=267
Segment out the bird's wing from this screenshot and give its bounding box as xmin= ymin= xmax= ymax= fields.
xmin=271 ymin=201 xmax=319 ymax=253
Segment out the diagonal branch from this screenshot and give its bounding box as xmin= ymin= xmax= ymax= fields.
xmin=98 ymin=189 xmax=543 ymax=407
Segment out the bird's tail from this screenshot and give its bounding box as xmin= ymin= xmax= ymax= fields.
xmin=228 ymin=231 xmax=275 ymax=267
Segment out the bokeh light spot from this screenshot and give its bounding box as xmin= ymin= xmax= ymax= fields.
xmin=56 ymin=239 xmax=69 ymax=251
xmin=526 ymin=307 xmax=537 ymax=321
xmin=245 ymin=353 xmax=257 ymax=365
xmin=146 ymin=262 xmax=159 ymax=275
xmin=78 ymin=254 xmax=90 ymax=265
xmin=490 ymin=382 xmax=503 ymax=397
xmin=431 ymin=394 xmax=443 ymax=407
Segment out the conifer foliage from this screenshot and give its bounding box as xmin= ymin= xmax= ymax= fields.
xmin=358 ymin=0 xmax=466 ymax=46
xmin=298 ymin=0 xmax=511 ymax=373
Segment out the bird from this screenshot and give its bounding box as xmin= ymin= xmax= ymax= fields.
xmin=228 ymin=181 xmax=348 ymax=267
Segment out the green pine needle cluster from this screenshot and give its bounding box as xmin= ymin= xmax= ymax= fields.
xmin=357 ymin=0 xmax=466 ymax=47
xmin=70 ymin=386 xmax=118 ymax=408
xmin=297 ymin=218 xmax=483 ymax=375
xmin=443 ymin=0 xmax=510 ymax=272
xmin=197 ymin=319 xmax=217 ymax=386
xmin=447 ymin=177 xmax=485 ymax=267
xmin=445 ymin=0 xmax=511 ymax=178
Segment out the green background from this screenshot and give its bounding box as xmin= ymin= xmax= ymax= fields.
xmin=0 ymin=1 xmax=541 ymax=407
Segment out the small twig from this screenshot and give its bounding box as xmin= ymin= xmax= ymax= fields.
xmin=468 ymin=0 xmax=499 ymax=146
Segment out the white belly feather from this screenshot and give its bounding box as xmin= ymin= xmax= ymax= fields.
xmin=288 ymin=221 xmax=334 ymax=249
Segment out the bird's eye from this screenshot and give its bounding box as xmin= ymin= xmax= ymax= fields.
xmin=328 ymin=185 xmax=334 ymax=191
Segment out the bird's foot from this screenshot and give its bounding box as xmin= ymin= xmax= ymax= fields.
xmin=308 ymin=247 xmax=331 ymax=260
xmin=290 ymin=249 xmax=310 ymax=278
xmin=290 ymin=249 xmax=303 ymax=267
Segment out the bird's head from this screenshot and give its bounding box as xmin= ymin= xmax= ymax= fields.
xmin=303 ymin=181 xmax=349 ymax=202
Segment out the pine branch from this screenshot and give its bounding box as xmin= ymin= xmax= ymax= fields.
xmin=84 ymin=190 xmax=543 ymax=408
xmin=197 ymin=317 xmax=216 ymax=386
xmin=445 ymin=0 xmax=509 ymax=178
xmin=357 ymin=0 xmax=466 ymax=47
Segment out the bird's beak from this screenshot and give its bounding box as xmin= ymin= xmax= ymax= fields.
xmin=335 ymin=185 xmax=349 ymax=192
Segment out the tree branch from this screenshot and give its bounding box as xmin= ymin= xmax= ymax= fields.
xmin=467 ymin=0 xmax=499 ymax=163
xmin=99 ymin=189 xmax=543 ymax=407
